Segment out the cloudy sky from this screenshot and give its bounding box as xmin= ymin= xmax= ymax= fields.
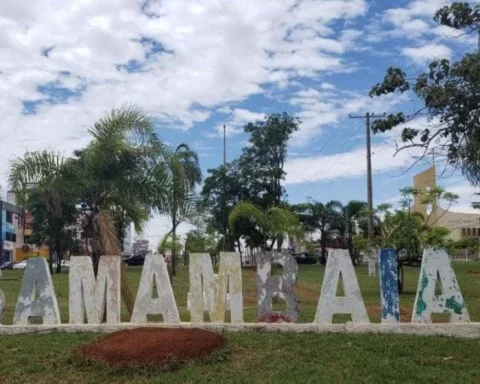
xmin=1 ymin=0 xmax=479 ymax=247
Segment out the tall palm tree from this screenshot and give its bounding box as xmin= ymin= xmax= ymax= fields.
xmin=65 ymin=105 xmax=170 ymax=273
xmin=229 ymin=201 xmax=303 ymax=251
xmin=164 ymin=144 xmax=202 ymax=276
xmin=9 ymin=105 xmax=171 ymax=314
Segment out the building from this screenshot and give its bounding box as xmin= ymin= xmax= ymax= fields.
xmin=132 ymin=239 xmax=149 ymax=256
xmin=412 ymin=165 xmax=480 ymax=241
xmin=0 ymin=201 xmax=25 ymax=262
xmin=123 ymin=222 xmax=134 ymax=256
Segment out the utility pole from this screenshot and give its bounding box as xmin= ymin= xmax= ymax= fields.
xmin=223 ymin=124 xmax=227 ymax=252
xmin=349 ymin=112 xmax=385 ymax=240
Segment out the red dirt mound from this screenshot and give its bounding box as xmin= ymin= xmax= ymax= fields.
xmin=81 ymin=327 xmax=225 ymax=368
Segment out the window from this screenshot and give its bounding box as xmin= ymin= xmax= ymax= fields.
xmin=468 ymin=228 xmax=471 ymax=236
xmin=5 ymin=233 xmax=16 ymax=242
xmin=5 ymin=211 xmax=12 ymax=224
xmin=462 ymin=228 xmax=466 ymax=237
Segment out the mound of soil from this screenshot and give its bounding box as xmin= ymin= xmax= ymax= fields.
xmin=81 ymin=327 xmax=225 ymax=368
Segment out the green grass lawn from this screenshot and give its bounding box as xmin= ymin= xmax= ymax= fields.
xmin=0 ymin=262 xmax=480 ymax=383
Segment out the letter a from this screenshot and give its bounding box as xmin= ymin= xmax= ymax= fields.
xmin=412 ymin=248 xmax=469 ymax=323
xmin=131 ymin=253 xmax=180 ymax=323
xmin=14 ymin=258 xmax=61 ymax=325
xmin=69 ymin=256 xmax=121 ymax=324
xmin=189 ymin=252 xmax=243 ymax=323
xmin=315 ymin=249 xmax=369 ymax=324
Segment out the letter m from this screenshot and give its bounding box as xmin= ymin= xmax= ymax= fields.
xmin=189 ymin=252 xmax=243 ymax=323
xmin=69 ymin=256 xmax=121 ymax=324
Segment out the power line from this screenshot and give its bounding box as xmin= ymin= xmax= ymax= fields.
xmin=288 ymin=35 xmax=478 ymax=202
xmin=287 ymin=30 xmax=461 ymax=201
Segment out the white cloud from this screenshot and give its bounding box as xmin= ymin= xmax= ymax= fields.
xmin=320 ymin=82 xmax=336 ymax=90
xmin=402 ymin=43 xmax=452 ymax=64
xmin=284 ymin=142 xmax=420 ymax=184
xmin=0 ymin=0 xmax=371 ymax=187
xmin=288 ymin=87 xmax=408 ymax=147
xmin=207 ymin=108 xmax=267 ymax=138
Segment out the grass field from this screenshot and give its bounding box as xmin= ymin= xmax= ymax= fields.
xmin=0 ymin=262 xmax=479 ymax=383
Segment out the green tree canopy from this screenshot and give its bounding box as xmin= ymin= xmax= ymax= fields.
xmin=369 ymin=2 xmax=480 ymax=183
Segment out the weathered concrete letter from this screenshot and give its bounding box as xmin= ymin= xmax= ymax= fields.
xmin=412 ymin=248 xmax=469 ymax=323
xmin=379 ymin=248 xmax=399 ymax=323
xmin=14 ymin=258 xmax=61 ymax=325
xmin=189 ymin=252 xmax=243 ymax=323
xmin=131 ymin=253 xmax=180 ymax=323
xmin=257 ymin=251 xmax=300 ymax=322
xmin=315 ymin=249 xmax=369 ymax=323
xmin=69 ymin=256 xmax=121 ymax=324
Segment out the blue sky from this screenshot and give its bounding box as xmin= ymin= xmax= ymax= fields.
xmin=0 ymin=0 xmax=478 ymax=245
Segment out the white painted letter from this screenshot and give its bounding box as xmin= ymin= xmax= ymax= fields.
xmin=14 ymin=258 xmax=61 ymax=325
xmin=69 ymin=256 xmax=121 ymax=324
xmin=189 ymin=252 xmax=243 ymax=323
xmin=315 ymin=249 xmax=369 ymax=324
xmin=412 ymin=248 xmax=469 ymax=323
xmin=131 ymin=253 xmax=180 ymax=323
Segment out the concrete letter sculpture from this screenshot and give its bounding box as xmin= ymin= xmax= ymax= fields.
xmin=412 ymin=248 xmax=469 ymax=323
xmin=315 ymin=249 xmax=369 ymax=323
xmin=256 ymin=251 xmax=300 ymax=322
xmin=13 ymin=258 xmax=60 ymax=325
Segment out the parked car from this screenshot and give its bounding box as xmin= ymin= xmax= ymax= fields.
xmin=0 ymin=261 xmax=17 ymax=270
xmin=295 ymin=252 xmax=320 ymax=264
xmin=126 ymin=254 xmax=145 ymax=266
xmin=13 ymin=261 xmax=27 ymax=270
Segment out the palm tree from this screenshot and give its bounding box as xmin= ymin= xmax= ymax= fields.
xmin=9 ymin=151 xmax=71 ymax=273
xmin=294 ymin=200 xmax=343 ymax=262
xmin=64 ymin=105 xmax=170 ymax=273
xmin=229 ymin=201 xmax=303 ymax=251
xmin=333 ymin=200 xmax=367 ymax=265
xmin=9 ymin=105 xmax=172 ymax=314
xmin=164 ymin=144 xmax=202 ymax=276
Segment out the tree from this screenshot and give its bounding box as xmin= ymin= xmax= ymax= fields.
xmin=333 ymin=200 xmax=368 ymax=265
xmin=293 ymin=200 xmax=343 ymax=262
xmin=163 ymin=144 xmax=202 ymax=276
xmin=240 ymin=113 xmax=299 ymax=207
xmin=9 ymin=105 xmax=172 ymax=315
xmin=201 ymin=160 xmax=249 ymax=254
xmin=356 ymin=186 xmax=458 ymax=261
xmin=64 ymin=105 xmax=170 ymax=274
xmin=9 ymin=151 xmax=73 ymax=273
xmin=184 ymin=229 xmax=217 ymax=254
xmin=228 ymin=201 xmax=303 ymax=251
xmin=369 ymin=2 xmax=480 ymax=182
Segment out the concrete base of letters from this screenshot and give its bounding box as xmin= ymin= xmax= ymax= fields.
xmin=1 ymin=322 xmax=480 ymax=339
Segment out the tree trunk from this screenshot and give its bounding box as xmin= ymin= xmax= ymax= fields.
xmin=48 ymin=241 xmax=54 ymax=275
xmin=171 ymin=221 xmax=177 ymax=277
xmin=55 ymin=238 xmax=62 ymax=274
xmin=237 ymin=238 xmax=243 ymax=267
xmin=92 ymin=209 xmax=100 ymax=276
xmin=276 ymin=235 xmax=283 ymax=251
